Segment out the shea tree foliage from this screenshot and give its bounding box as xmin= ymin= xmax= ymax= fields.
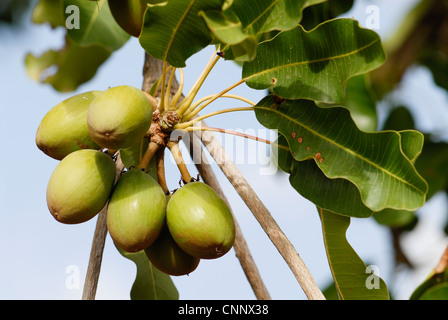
xmin=25 ymin=0 xmax=448 ymax=300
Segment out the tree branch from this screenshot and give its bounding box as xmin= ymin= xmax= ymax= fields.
xmin=192 ymin=125 xmax=325 ymax=300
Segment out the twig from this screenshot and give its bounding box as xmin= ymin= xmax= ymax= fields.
xmin=192 ymin=123 xmax=326 ymax=300
xmin=137 ymin=141 xmax=160 ymax=170
xmin=82 ymin=155 xmax=124 ymax=300
xmin=187 ymin=131 xmax=271 ymax=300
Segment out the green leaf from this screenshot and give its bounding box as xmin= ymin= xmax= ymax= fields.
xmin=419 ymin=283 xmax=448 ymax=300
xmin=318 ymin=75 xmax=378 ymax=132
xmin=25 ymin=36 xmax=111 ymax=92
xmin=372 ymin=208 xmax=417 ymax=228
xmin=318 ymin=208 xmax=390 ymax=300
xmin=275 ymin=127 xmax=425 ymax=219
xmin=256 ymin=95 xmax=428 ymax=212
xmin=200 ymin=0 xmax=326 ymax=61
xmin=31 ymin=0 xmax=64 ymax=28
xmin=139 ymin=0 xmax=225 ymax=68
xmin=414 ymin=139 xmax=448 ymax=200
xmin=64 ymin=0 xmax=130 ymax=51
xmin=382 ymin=106 xmax=415 ymax=132
xmin=199 ymin=9 xmax=258 ymax=61
xmin=116 ymin=245 xmax=179 ymax=300
xmin=243 ymin=18 xmax=386 ymax=103
xmin=276 ymin=135 xmax=374 ymax=218
xmin=300 ymin=0 xmax=354 ymax=30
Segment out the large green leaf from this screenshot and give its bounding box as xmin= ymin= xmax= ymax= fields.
xmin=243 ymin=18 xmax=385 ymax=103
xmin=200 ymin=0 xmax=326 ymax=61
xmin=319 ymin=208 xmax=390 ymax=300
xmin=116 ymin=245 xmax=179 ymax=300
xmin=276 ymin=130 xmax=423 ymax=218
xmin=276 ymin=135 xmax=374 ymax=218
xmin=256 ymin=95 xmax=428 ymax=212
xmin=25 ymin=36 xmax=111 ymax=92
xmin=64 ymin=0 xmax=130 ymax=51
xmin=139 ymin=0 xmax=225 ymax=67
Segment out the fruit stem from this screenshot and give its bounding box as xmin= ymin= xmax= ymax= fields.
xmin=137 ymin=141 xmax=160 ymax=171
xmin=167 ymin=141 xmax=192 ymax=183
xmin=156 ymin=148 xmax=170 ymax=195
xmin=181 ymin=78 xmax=246 ymax=120
xmin=183 ymin=94 xmax=256 ymax=120
xmin=164 ymin=67 xmax=177 ymax=111
xmin=159 ymin=61 xmax=169 ymax=114
xmin=174 ymin=106 xmax=254 ymax=130
xmin=176 ymin=49 xmax=221 ymax=116
xmin=170 ymin=68 xmax=184 ymax=109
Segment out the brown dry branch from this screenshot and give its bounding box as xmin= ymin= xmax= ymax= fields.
xmin=192 ymin=125 xmax=325 ymax=300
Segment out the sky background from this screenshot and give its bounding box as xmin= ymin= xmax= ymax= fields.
xmin=1 ymin=0 xmax=448 ymax=300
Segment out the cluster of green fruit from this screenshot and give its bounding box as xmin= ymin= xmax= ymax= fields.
xmin=36 ymin=85 xmax=236 ymax=276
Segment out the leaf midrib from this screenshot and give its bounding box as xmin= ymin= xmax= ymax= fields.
xmin=244 ymin=38 xmax=381 ymax=81
xmin=81 ymin=1 xmax=105 ymax=44
xmin=256 ymin=105 xmax=426 ymax=195
xmin=163 ymin=0 xmax=197 ymax=62
xmin=242 ymin=0 xmax=279 ymax=33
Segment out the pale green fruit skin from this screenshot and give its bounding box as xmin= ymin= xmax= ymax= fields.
xmin=36 ymin=91 xmax=101 ymax=160
xmin=145 ymin=225 xmax=200 ymax=276
xmin=166 ymin=182 xmax=236 ymax=259
xmin=107 ymin=169 xmax=166 ymax=252
xmin=87 ymin=85 xmax=153 ymax=150
xmin=46 ymin=149 xmax=116 ymax=224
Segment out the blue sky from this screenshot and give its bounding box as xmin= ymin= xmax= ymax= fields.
xmin=1 ymin=0 xmax=447 ymax=300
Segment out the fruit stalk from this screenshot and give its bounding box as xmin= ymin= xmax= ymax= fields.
xmin=174 ymin=107 xmax=254 ymax=130
xmin=137 ymin=141 xmax=160 ymax=170
xmin=156 ymin=148 xmax=169 ymax=195
xmin=167 ymin=141 xmax=192 ymax=183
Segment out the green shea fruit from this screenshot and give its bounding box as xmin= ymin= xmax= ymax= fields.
xmin=166 ymin=182 xmax=236 ymax=259
xmin=36 ymin=91 xmax=101 ymax=160
xmin=108 ymin=0 xmax=148 ymax=37
xmin=46 ymin=149 xmax=116 ymax=224
xmin=107 ymin=168 xmax=166 ymax=253
xmin=87 ymin=85 xmax=153 ymax=150
xmin=145 ymin=225 xmax=200 ymax=276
